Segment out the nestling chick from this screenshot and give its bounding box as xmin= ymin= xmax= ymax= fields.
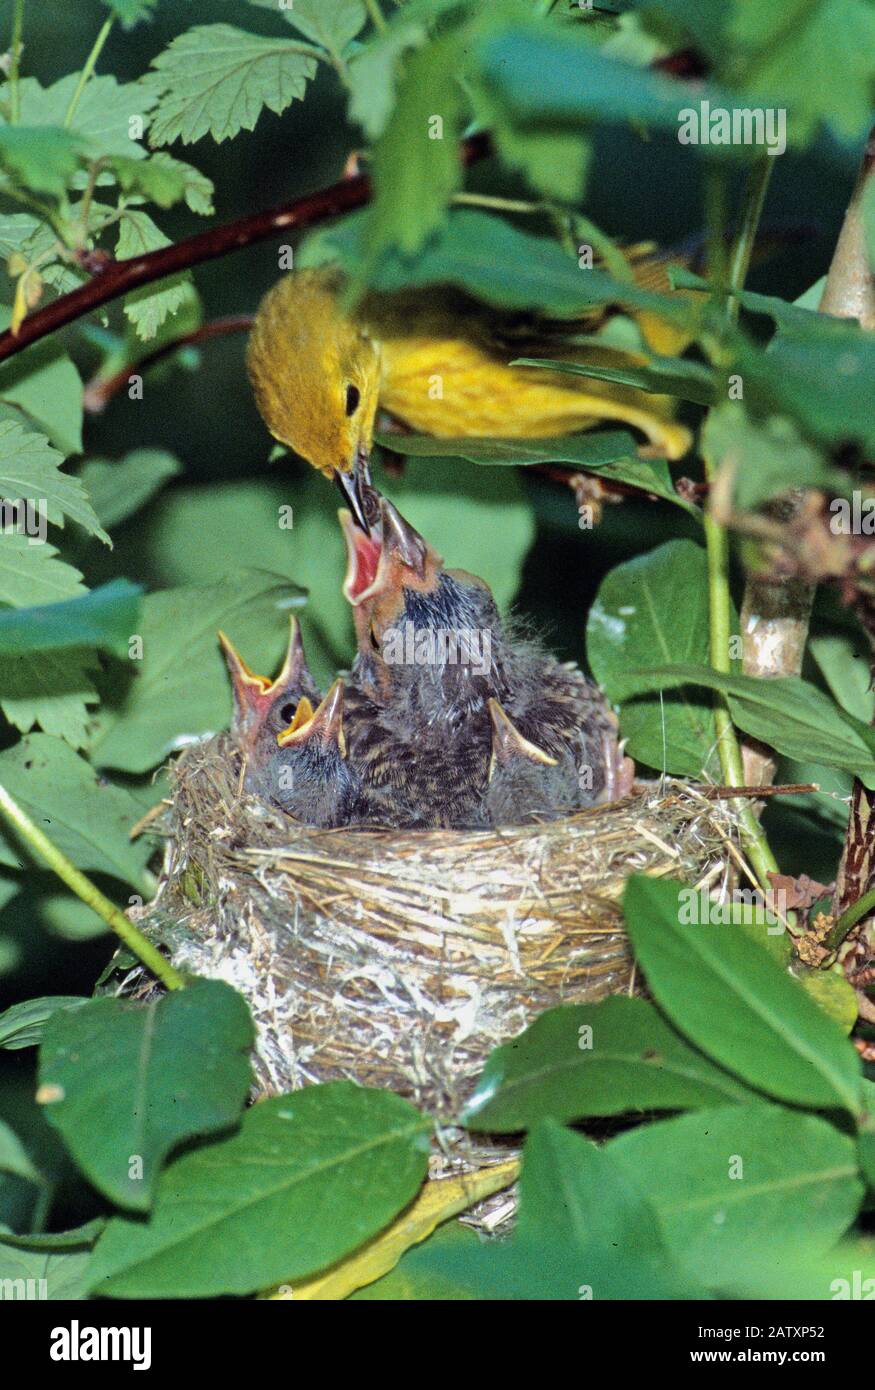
xmin=267 ymin=680 xmax=362 ymax=828
xmin=218 ymin=616 xmax=322 ymax=767
xmin=485 ymin=698 xmax=580 ymax=826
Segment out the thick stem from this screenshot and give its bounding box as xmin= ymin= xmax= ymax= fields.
xmin=0 ymin=782 xmax=185 ymax=991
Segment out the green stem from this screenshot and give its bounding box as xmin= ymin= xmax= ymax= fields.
xmin=825 ymin=885 xmax=875 ymax=953
xmin=63 ymin=15 xmax=113 ymax=128
xmin=8 ymin=0 xmax=24 ymax=123
xmin=702 ymin=158 xmax=779 ymax=893
xmin=0 ymin=781 xmax=184 ymax=991
xmin=364 ymin=0 xmax=388 ymax=34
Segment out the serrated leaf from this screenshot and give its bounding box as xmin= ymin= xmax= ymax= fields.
xmin=116 ymin=209 xmax=188 ymax=340
xmin=0 ymin=534 xmax=84 ymax=608
xmin=0 ymin=317 xmax=84 ymax=457
xmin=39 ymin=982 xmax=254 ymax=1211
xmin=462 ymin=997 xmax=759 ymax=1132
xmin=102 ymin=0 xmax=158 ymax=27
xmin=251 ymin=0 xmax=366 ymax=55
xmin=610 ymin=1103 xmax=863 ymax=1290
xmin=86 ymin=1084 xmax=432 ymax=1297
xmin=0 ymin=996 xmax=88 ymax=1050
xmin=0 ymin=734 xmax=153 ymax=889
xmin=77 ymin=449 xmax=181 ymax=530
xmin=147 ymin=25 xmax=318 ymax=146
xmin=0 ymin=418 xmax=108 ymax=542
xmin=623 ymin=876 xmax=862 ymax=1113
xmin=586 ymin=540 xmax=721 ymax=777
xmin=109 ymin=152 xmax=214 ymax=214
xmin=14 ymin=74 xmax=157 ymax=161
xmin=87 ymin=569 xmax=307 ymax=773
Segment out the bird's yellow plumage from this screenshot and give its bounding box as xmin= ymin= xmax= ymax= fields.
xmin=246 ymin=260 xmax=692 ymax=481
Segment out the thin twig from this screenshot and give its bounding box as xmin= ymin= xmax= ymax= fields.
xmin=83 ymin=315 xmax=254 ymax=413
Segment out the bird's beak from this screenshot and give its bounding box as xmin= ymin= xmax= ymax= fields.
xmin=487 ymin=698 xmax=557 ymax=781
xmin=334 ymin=445 xmax=379 ymax=535
xmin=219 ymin=617 xmax=309 ymax=725
xmin=341 ymin=497 xmax=439 ymax=607
xmin=277 ymin=679 xmax=346 ymax=757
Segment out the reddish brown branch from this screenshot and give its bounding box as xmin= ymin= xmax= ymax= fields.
xmin=83 ymin=315 xmax=254 ymax=413
xmin=0 ymin=132 xmax=493 ymax=365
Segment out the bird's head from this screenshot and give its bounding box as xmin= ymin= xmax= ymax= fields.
xmin=271 ymin=679 xmax=356 ymax=827
xmin=340 ymin=496 xmax=444 ymax=639
xmin=247 ymin=268 xmax=382 ymax=530
xmin=217 ymin=616 xmax=319 ymax=766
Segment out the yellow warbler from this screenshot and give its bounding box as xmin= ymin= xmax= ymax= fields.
xmin=247 ymin=254 xmax=692 ymax=525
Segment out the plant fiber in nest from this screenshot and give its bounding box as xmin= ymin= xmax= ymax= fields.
xmin=135 ymin=732 xmax=745 ymax=1119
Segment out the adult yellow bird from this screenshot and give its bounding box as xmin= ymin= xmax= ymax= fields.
xmin=246 ymin=254 xmax=692 ymax=529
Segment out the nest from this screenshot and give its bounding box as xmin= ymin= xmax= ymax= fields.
xmin=131 ymin=732 xmax=747 ymax=1124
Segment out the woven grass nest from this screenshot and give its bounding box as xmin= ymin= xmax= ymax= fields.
xmin=131 ymin=731 xmax=747 ymax=1125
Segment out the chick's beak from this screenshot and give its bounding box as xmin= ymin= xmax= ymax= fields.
xmin=277 ymin=679 xmax=347 ymax=757
xmin=487 ymin=698 xmax=557 ymax=782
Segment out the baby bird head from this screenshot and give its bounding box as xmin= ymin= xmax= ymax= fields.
xmin=270 ymin=679 xmax=359 ymax=828
xmin=218 ymin=616 xmax=321 ymax=768
xmin=247 ymin=268 xmax=382 ymax=527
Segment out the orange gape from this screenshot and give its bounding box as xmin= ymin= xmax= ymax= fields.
xmin=245 ymin=257 xmax=694 ymax=486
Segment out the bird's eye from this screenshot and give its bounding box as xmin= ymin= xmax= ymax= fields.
xmin=279 ymin=702 xmax=296 ymax=724
xmin=344 ymin=383 xmax=360 ymax=416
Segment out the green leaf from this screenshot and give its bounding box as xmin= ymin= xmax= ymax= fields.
xmin=586 ymin=540 xmax=721 ymax=777
xmin=0 ymin=734 xmax=154 ymax=889
xmin=102 ymin=0 xmax=158 ymax=27
xmin=109 ymin=152 xmax=214 ymax=214
xmin=39 ymin=982 xmax=254 ymax=1211
xmin=810 ymin=633 xmax=875 ymax=724
xmin=462 ymin=996 xmax=760 ymax=1132
xmin=86 ymin=570 xmax=307 ymax=773
xmin=702 ymin=401 xmax=849 ymax=512
xmin=0 ymin=535 xmax=84 ymax=611
xmin=622 ymin=876 xmax=862 ymax=1113
xmin=365 ymin=33 xmax=466 ymax=264
xmin=147 ymin=25 xmax=318 ymax=146
xmin=0 ymin=1218 xmax=104 ymax=1250
xmin=0 ymin=996 xmax=88 ymax=1051
xmin=347 ymin=18 xmax=427 ymax=139
xmin=305 ymin=207 xmax=653 ymax=316
xmin=619 ymin=663 xmax=875 ymax=788
xmin=86 ymin=1084 xmax=432 ymax=1297
xmin=0 ymin=417 xmax=108 ymax=543
xmin=0 ymin=127 xmax=83 ymax=196
xmin=376 ymin=427 xmax=694 ymax=509
xmin=513 ymin=352 xmax=716 ymax=408
xmin=0 ymin=1120 xmax=41 ymax=1184
xmin=77 ymin=450 xmax=181 ymax=530
xmin=0 ymin=580 xmax=141 ymax=658
xmin=0 ymin=1244 xmax=91 ymax=1299
xmin=0 ymin=647 xmax=99 ymax=748
xmin=610 ymin=1103 xmax=864 ymax=1290
xmin=0 ymin=310 xmax=84 ymax=457
xmin=252 ymin=0 xmax=366 ymax=55
xmin=12 ymin=74 xmax=157 ymax=162
xmin=116 ymin=210 xmax=188 ymax=341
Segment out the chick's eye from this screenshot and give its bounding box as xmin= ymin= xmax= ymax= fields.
xmin=279 ymin=702 xmax=296 ymax=724
xmin=344 ymin=383 xmax=360 ymax=416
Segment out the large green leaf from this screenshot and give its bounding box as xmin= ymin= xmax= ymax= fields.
xmin=147 ymin=25 xmax=318 ymax=146
xmin=0 ymin=418 xmax=107 ymax=543
xmin=378 ymin=429 xmax=695 ymax=513
xmin=39 ymin=982 xmax=254 ymax=1212
xmin=462 ymin=997 xmax=759 ymax=1132
xmin=618 ymin=663 xmax=875 ymax=788
xmin=12 ymin=73 xmax=157 ymax=161
xmin=623 ymin=877 xmax=862 ymax=1113
xmin=0 ymin=127 xmax=84 ymax=196
xmin=0 ymin=580 xmax=141 ymax=658
xmin=0 ymin=734 xmax=153 ymax=890
xmin=611 ymin=1104 xmax=863 ymax=1290
xmin=77 ymin=450 xmax=181 ymax=531
xmin=586 ymin=540 xmax=721 ymax=777
xmin=86 ymin=1084 xmax=432 ymax=1297
xmin=0 ymin=1245 xmax=91 ymax=1300
xmin=87 ymin=569 xmax=307 ymax=773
